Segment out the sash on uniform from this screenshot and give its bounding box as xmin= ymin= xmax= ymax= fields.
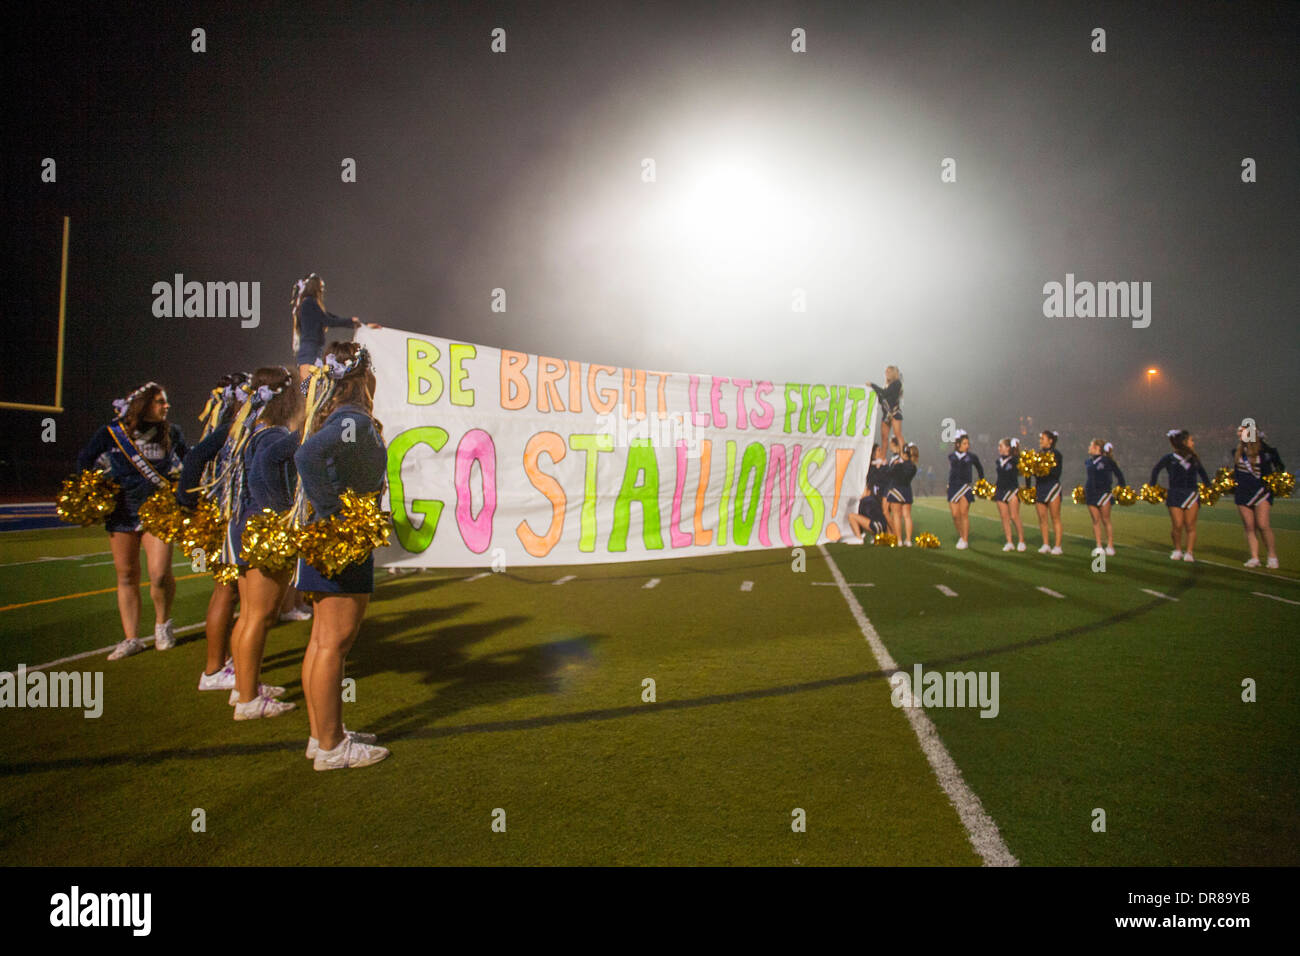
xmin=107 ymin=421 xmax=178 ymax=488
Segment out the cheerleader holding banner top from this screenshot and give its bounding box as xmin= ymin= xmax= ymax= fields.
xmin=946 ymin=430 xmax=984 ymax=550
xmin=994 ymin=437 xmax=1027 ymax=552
xmin=868 ymin=366 xmax=904 ymax=453
xmin=1034 ymin=430 xmax=1065 ymax=554
xmin=76 ymin=383 xmax=187 ymax=660
xmin=294 ymin=342 xmax=390 ymax=771
xmin=1151 ymin=428 xmax=1210 ymax=562
xmin=178 ymin=372 xmax=250 ymax=689
xmin=290 ymin=273 xmax=382 ymax=380
xmin=1231 ymin=424 xmax=1285 ymax=568
xmin=217 ymin=367 xmax=304 ymax=720
xmin=1085 ymin=439 xmax=1126 ymax=556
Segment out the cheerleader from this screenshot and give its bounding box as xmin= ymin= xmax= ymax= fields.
xmin=1084 ymin=439 xmax=1126 ymax=556
xmin=76 ymin=383 xmax=187 ymax=660
xmin=946 ymin=430 xmax=984 ymax=550
xmin=295 ymin=342 xmax=389 ymax=770
xmin=177 ymin=372 xmax=250 ymax=689
xmin=291 ymin=273 xmax=381 ymax=381
xmin=219 ymin=367 xmax=304 ymax=719
xmin=847 ymin=483 xmax=889 ymax=542
xmin=886 ymin=442 xmax=919 ymax=545
xmin=993 ymin=437 xmax=1027 ymax=552
xmin=1033 ymin=430 xmax=1064 ymax=554
xmin=1231 ymin=424 xmax=1284 ymax=568
xmin=1151 ymin=429 xmax=1211 ymax=562
xmin=868 ymin=366 xmax=904 ymax=452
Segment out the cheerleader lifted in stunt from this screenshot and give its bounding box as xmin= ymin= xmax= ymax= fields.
xmin=993 ymin=437 xmax=1027 ymax=552
xmin=1034 ymin=430 xmax=1064 ymax=554
xmin=869 ymin=366 xmax=904 ymax=454
xmin=76 ymin=383 xmax=187 ymax=660
xmin=1231 ymin=423 xmax=1284 ymax=568
xmin=1085 ymin=439 xmax=1126 ymax=556
xmin=1151 ymin=428 xmax=1210 ymax=562
xmin=947 ymin=430 xmax=984 ymax=550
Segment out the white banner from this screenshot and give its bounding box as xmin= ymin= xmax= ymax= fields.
xmin=358 ymin=327 xmax=877 ymax=567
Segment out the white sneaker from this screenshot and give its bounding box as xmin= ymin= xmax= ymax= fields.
xmin=1016 ymin=541 xmax=1026 ymax=552
xmin=1267 ymin=557 xmax=1279 ymax=569
xmin=153 ymin=619 xmax=175 ymax=651
xmin=107 ymin=637 xmax=145 ymax=661
xmin=313 ymin=736 xmax=390 ymax=771
xmin=1002 ymin=542 xmax=1014 ymax=552
xmin=1169 ymin=550 xmax=1182 ymax=561
xmin=279 ymin=607 xmax=312 ymax=622
xmin=1243 ymin=557 xmax=1261 ymax=568
xmin=955 ymin=539 xmax=968 ymax=550
xmin=229 ymin=683 xmax=287 ymax=706
xmin=1051 ymin=546 xmax=1063 ymax=555
xmin=902 ymin=539 xmax=912 ymax=548
xmin=305 ymin=727 xmax=379 ymax=759
xmin=1105 ymin=546 xmax=1115 ymax=556
xmin=198 ymin=658 xmax=236 ymax=691
xmin=233 ymin=696 xmax=296 ymax=720
xmin=1038 ymin=543 xmax=1051 ymax=554
xmin=1182 ymin=552 xmax=1195 ymax=563
xmin=844 ymin=535 xmax=863 ymax=544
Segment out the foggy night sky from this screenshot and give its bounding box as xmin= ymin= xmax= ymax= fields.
xmin=3 ymin=0 xmax=1297 ymax=492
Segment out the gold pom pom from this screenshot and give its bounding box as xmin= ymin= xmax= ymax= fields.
xmin=1264 ymin=472 xmax=1295 ymax=498
xmin=973 ymin=478 xmax=995 ymax=500
xmin=240 ymin=508 xmax=298 ymax=573
xmin=295 ymin=490 xmax=392 ymax=577
xmin=1113 ymin=485 xmax=1138 ymax=506
xmin=1071 ymin=485 xmax=1086 ymax=504
xmin=56 ymin=469 xmax=120 ymax=526
xmin=1016 ymin=450 xmax=1039 ymax=477
xmin=913 ymin=532 xmax=941 ymax=548
xmin=177 ymin=499 xmax=223 ymax=563
xmin=138 ymin=486 xmax=184 ymax=542
xmin=873 ymin=532 xmax=898 ymax=547
xmin=1197 ymin=482 xmax=1220 ymax=507
xmin=1139 ymin=483 xmax=1167 ymax=504
xmin=1017 ymin=486 xmax=1037 ymax=504
xmin=211 ymin=561 xmax=239 ymax=585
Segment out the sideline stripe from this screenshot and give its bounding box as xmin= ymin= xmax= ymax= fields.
xmin=1140 ymin=588 xmax=1178 ymax=602
xmin=1252 ymin=591 xmax=1300 ymax=606
xmin=25 ymin=621 xmax=208 ymax=672
xmin=813 ymin=581 xmax=874 ymax=588
xmin=0 ymin=572 xmax=209 ymax=613
xmin=1036 ymin=586 xmax=1065 ymax=599
xmin=818 ymin=543 xmax=1018 ymax=867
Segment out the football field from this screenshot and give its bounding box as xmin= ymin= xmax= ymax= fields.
xmin=1 ymin=497 xmax=1297 ymax=866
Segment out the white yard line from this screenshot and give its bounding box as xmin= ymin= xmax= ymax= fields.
xmin=643 ymin=578 xmax=660 ymax=589
xmin=552 ymin=574 xmax=576 ymax=586
xmin=1036 ymin=586 xmax=1065 ymax=599
xmin=463 ymin=572 xmax=491 ymax=582
xmin=739 ymin=580 xmax=753 ymax=592
xmin=935 ymin=584 xmax=958 ymax=597
xmin=1252 ymin=591 xmax=1300 ymax=607
xmin=1140 ymin=588 xmax=1179 ymax=602
xmin=23 ymin=621 xmax=208 ymax=672
xmin=0 ymin=551 xmax=111 ymax=569
xmin=818 ymin=544 xmax=1018 ymax=867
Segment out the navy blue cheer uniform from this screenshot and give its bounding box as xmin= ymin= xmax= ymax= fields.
xmin=226 ymin=425 xmax=300 ymax=571
xmin=1035 ymin=448 xmax=1063 ymax=503
xmin=868 ymin=459 xmax=891 ymax=497
xmin=857 ymin=490 xmax=888 ymax=534
xmin=177 ymin=419 xmax=232 ymax=509
xmin=994 ymin=453 xmax=1021 ymax=503
xmin=295 ymin=298 xmax=355 ymax=367
xmin=946 ymin=450 xmax=984 ymax=503
xmin=1150 ymin=452 xmax=1210 ymax=510
xmin=77 ymin=422 xmax=188 ymax=533
xmin=887 ymin=459 xmax=917 ymax=505
xmin=1084 ymin=455 xmax=1126 ymax=507
xmin=1232 ymin=444 xmax=1286 ymax=508
xmin=869 ymin=380 xmax=902 ymax=422
xmin=293 ymin=404 xmax=387 ymax=594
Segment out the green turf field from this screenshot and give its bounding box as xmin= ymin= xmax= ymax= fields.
xmin=1 ymin=497 xmax=1297 ymax=865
